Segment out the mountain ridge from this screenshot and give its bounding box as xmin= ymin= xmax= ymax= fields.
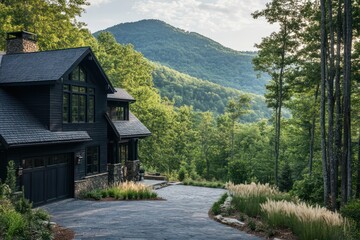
xmin=94 ymin=19 xmax=269 ymax=95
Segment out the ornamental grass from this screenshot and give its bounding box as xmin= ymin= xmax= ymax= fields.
xmin=261 ymin=199 xmax=347 ymax=240
xmin=226 ymin=182 xmax=292 ymax=217
xmin=85 ymin=181 xmax=158 ymax=200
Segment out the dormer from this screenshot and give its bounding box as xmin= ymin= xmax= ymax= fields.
xmin=107 ymin=88 xmax=135 ymax=121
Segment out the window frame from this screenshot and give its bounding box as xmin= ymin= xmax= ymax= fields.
xmin=86 ymin=146 xmax=100 ymax=175
xmin=62 ymin=66 xmax=95 ymax=124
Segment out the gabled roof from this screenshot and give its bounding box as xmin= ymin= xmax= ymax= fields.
xmin=106 ymin=112 xmax=151 ymax=139
xmin=0 ymin=47 xmax=87 ymax=84
xmin=0 ymin=47 xmax=115 ymax=92
xmin=0 ymin=89 xmax=91 ymax=148
xmin=107 ymin=88 xmax=135 ymax=102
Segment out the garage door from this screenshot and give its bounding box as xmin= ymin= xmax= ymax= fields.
xmin=22 ymin=153 xmax=73 ymax=206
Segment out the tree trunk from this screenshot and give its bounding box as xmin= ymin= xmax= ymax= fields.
xmin=343 ymin=0 xmax=352 ymax=203
xmin=334 ymin=0 xmax=342 ymax=207
xmin=356 ymin=132 xmax=360 ymax=198
xmin=327 ymin=0 xmax=337 ymax=210
xmin=309 ymin=84 xmax=320 ymax=176
xmin=320 ymin=0 xmax=330 ymax=207
xmin=274 ymin=106 xmax=279 ymax=185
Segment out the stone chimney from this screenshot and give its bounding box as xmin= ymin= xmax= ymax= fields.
xmin=6 ymin=31 xmax=38 ymax=54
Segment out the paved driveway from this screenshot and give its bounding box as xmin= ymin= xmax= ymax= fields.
xmin=44 ymin=185 xmax=261 ymax=240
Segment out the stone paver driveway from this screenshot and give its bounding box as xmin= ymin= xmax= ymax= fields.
xmin=44 ymin=185 xmax=261 ymax=240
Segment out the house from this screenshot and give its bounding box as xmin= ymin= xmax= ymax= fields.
xmin=0 ymin=31 xmax=151 ymax=206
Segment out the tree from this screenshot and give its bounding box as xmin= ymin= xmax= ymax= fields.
xmin=253 ymin=0 xmax=301 ymax=185
xmin=226 ymin=95 xmax=251 ymax=163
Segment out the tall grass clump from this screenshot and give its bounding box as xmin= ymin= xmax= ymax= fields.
xmin=226 ymin=182 xmax=291 ymax=217
xmin=211 ymin=192 xmax=228 ymax=215
xmin=85 ymin=181 xmax=157 ymax=200
xmin=261 ymin=199 xmax=347 ymax=240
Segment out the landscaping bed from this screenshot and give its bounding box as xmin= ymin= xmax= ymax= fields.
xmin=82 ymin=181 xmax=160 ymax=201
xmin=209 ymin=182 xmax=349 ymax=240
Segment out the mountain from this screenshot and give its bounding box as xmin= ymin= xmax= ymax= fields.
xmin=94 ymin=19 xmax=269 ymax=95
xmin=152 ymin=63 xmax=271 ymax=121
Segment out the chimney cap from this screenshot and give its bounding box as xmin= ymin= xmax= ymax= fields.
xmin=6 ymin=31 xmax=37 ymax=42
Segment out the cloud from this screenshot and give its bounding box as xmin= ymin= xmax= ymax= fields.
xmin=87 ymin=0 xmax=112 ymax=7
xmin=133 ymin=0 xmax=269 ymax=32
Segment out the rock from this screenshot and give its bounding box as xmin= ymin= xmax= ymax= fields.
xmin=214 ymin=214 xmax=245 ymax=227
xmin=220 ymin=195 xmax=233 ymax=211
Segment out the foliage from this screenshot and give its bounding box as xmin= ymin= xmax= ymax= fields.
xmin=0 ymin=162 xmax=52 ymax=240
xmin=211 ymin=192 xmax=228 ymax=215
xmin=5 ymin=160 xmax=16 ymax=193
xmin=178 ymin=166 xmax=187 ymax=182
xmin=84 ymin=181 xmax=158 ymax=201
xmin=261 ymin=199 xmax=347 ymax=240
xmin=182 ymin=180 xmax=225 ymax=189
xmin=95 ymin=19 xmax=270 ymax=95
xmin=227 ymin=160 xmax=248 ymax=184
xmin=290 ymin=173 xmax=324 ymax=205
xmin=278 ymin=162 xmax=293 ymax=192
xmin=152 ymin=63 xmax=272 ymax=119
xmin=341 ymin=199 xmax=360 ymax=239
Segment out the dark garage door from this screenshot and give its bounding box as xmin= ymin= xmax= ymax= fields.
xmin=22 ymin=153 xmax=73 ymax=206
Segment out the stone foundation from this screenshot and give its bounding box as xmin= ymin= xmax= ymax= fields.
xmin=108 ymin=163 xmax=122 ymax=185
xmin=125 ymin=160 xmax=140 ymax=181
xmin=74 ymin=172 xmax=108 ymax=197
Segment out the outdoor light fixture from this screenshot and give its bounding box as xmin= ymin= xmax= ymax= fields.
xmin=76 ymin=155 xmax=83 ymax=165
xmin=17 ymin=167 xmax=23 ymax=176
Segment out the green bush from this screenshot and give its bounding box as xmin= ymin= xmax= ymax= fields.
xmin=183 ymin=179 xmax=225 ymax=188
xmin=211 ymin=192 xmax=228 ymax=215
xmin=228 ymin=160 xmax=248 ymax=184
xmin=178 ymin=166 xmax=187 ymax=182
xmin=290 ymin=174 xmax=323 ymax=205
xmin=341 ymin=199 xmax=360 ymax=239
xmin=0 ymin=208 xmax=26 ymax=240
xmin=5 ymin=161 xmax=16 ymax=193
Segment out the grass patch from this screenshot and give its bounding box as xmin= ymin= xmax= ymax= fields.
xmin=227 ymin=182 xmax=293 ymax=217
xmin=84 ymin=181 xmax=158 ymax=201
xmin=211 ymin=192 xmax=228 ymax=215
xmin=183 ymin=179 xmax=225 ymax=188
xmin=261 ymin=199 xmax=347 ymax=240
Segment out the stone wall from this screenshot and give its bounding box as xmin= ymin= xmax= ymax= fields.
xmin=108 ymin=163 xmax=122 ymax=185
xmin=125 ymin=160 xmax=140 ymax=181
xmin=6 ymin=38 xmax=38 ymax=54
xmin=74 ymin=172 xmax=108 ymax=197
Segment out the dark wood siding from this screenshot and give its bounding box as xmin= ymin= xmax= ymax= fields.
xmin=50 ymin=59 xmax=109 ymax=181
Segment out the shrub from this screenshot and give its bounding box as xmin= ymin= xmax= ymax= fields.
xmin=183 ymin=179 xmax=225 ymax=188
xmin=290 ymin=173 xmax=323 ymax=205
xmin=5 ymin=161 xmax=16 ymax=193
xmin=211 ymin=193 xmax=228 ymax=215
xmin=84 ymin=181 xmax=158 ymax=201
xmin=178 ymin=166 xmax=187 ymax=182
xmin=228 ymin=160 xmax=248 ymax=184
xmin=261 ymin=199 xmax=347 ymax=240
xmin=341 ymin=199 xmax=360 ymax=239
xmin=0 ymin=208 xmax=26 ymax=240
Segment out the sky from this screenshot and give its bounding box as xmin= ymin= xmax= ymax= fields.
xmin=81 ymin=0 xmax=278 ymax=51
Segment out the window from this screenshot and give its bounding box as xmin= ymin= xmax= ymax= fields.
xmin=86 ymin=146 xmax=100 ymax=175
xmin=119 ymin=143 xmax=128 ymax=163
xmin=70 ymin=66 xmax=86 ymax=82
xmin=22 ymin=153 xmax=71 ymax=169
xmin=107 ymin=106 xmax=127 ymax=121
xmin=63 ymin=83 xmax=95 ymax=123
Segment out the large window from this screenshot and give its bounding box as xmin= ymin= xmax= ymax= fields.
xmin=86 ymin=146 xmax=99 ymax=175
xmin=107 ymin=105 xmax=128 ymax=121
xmin=119 ymin=143 xmax=128 ymax=163
xmin=63 ymin=66 xmax=95 ymax=123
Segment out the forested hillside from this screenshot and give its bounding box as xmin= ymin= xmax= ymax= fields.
xmin=152 ymin=63 xmax=271 ymax=121
xmin=95 ymin=19 xmax=269 ymax=94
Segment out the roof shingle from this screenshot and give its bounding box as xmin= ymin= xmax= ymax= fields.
xmin=107 ymin=88 xmax=135 ymax=102
xmin=0 ymin=47 xmax=88 ymax=84
xmin=111 ymin=112 xmax=151 ymax=138
xmin=0 ymin=89 xmax=91 ymax=147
